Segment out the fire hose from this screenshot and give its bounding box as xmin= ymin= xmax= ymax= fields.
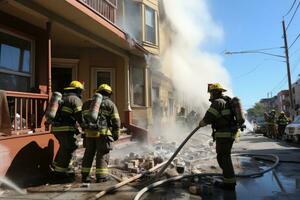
xmin=91 ymin=127 xmax=201 ymax=199
xmin=133 ymin=126 xmax=280 ymax=200
xmin=94 ymin=126 xmax=279 ymax=199
xmin=134 ymin=154 xmax=279 ymax=200
xmin=155 ymin=126 xmax=201 ymax=178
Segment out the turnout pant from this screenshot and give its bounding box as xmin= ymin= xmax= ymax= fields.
xmin=216 ymin=138 xmax=236 ymax=185
xmin=268 ymin=124 xmax=277 ymax=138
xmin=277 ymin=125 xmax=286 ymax=138
xmin=81 ymin=135 xmax=112 ymax=179
xmin=53 ymin=132 xmax=77 ymax=173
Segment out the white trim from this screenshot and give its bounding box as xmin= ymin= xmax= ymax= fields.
xmin=91 ymin=67 xmax=116 ymax=101
xmin=52 ymin=58 xmax=79 ymax=81
xmin=0 ymin=68 xmax=31 ymax=77
xmin=0 ymin=28 xmax=35 ymax=88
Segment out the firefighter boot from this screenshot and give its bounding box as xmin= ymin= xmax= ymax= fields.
xmin=96 ymin=176 xmax=109 ymax=183
xmin=81 ymin=175 xmax=92 ymax=183
xmin=214 ymin=179 xmax=236 ymax=191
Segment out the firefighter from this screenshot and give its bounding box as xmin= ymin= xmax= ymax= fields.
xmin=81 ymin=84 xmax=120 ymax=183
xmin=198 ymin=83 xmax=237 ymax=191
xmin=176 ymin=107 xmax=186 ymax=127
xmin=277 ymin=111 xmax=288 ymax=139
xmin=267 ymin=110 xmax=277 ymax=139
xmin=186 ymin=110 xmax=197 ymax=128
xmin=51 ymin=80 xmax=84 ymax=181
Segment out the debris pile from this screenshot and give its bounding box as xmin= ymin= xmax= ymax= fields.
xmin=70 ymin=133 xmax=216 ymax=180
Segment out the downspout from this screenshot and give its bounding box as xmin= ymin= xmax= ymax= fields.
xmin=46 ymin=21 xmax=52 ymax=100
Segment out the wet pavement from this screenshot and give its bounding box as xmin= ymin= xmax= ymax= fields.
xmin=1 ymin=132 xmax=300 ymax=200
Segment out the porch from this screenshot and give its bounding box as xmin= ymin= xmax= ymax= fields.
xmin=0 ymin=0 xmax=151 ymax=187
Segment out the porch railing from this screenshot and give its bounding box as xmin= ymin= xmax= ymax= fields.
xmin=6 ymin=91 xmax=49 ymax=135
xmin=78 ymin=0 xmax=117 ymax=23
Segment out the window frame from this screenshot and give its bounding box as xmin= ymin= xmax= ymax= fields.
xmin=143 ymin=4 xmax=158 ymax=46
xmin=131 ymin=65 xmax=146 ymax=107
xmin=0 ymin=28 xmax=35 ymax=89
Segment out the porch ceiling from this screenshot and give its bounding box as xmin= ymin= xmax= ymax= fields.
xmin=0 ymin=1 xmax=97 ymax=48
xmin=1 ymin=0 xmax=148 ymax=56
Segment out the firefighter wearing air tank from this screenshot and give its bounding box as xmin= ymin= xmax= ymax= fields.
xmin=81 ymin=84 xmax=120 ymax=183
xmin=198 ymin=83 xmax=245 ymax=191
xmin=48 ymin=80 xmax=84 ymax=181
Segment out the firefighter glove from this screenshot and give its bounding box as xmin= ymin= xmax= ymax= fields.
xmin=198 ymin=120 xmax=206 ymax=128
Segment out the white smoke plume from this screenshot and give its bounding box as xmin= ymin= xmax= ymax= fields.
xmin=160 ymin=0 xmax=232 ymax=114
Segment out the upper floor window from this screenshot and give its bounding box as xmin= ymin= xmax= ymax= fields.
xmin=0 ymin=30 xmax=33 ymax=92
xmin=144 ymin=6 xmax=156 ymax=44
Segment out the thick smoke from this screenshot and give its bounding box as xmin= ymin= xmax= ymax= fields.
xmin=148 ymin=0 xmax=233 ymax=141
xmin=160 ymin=0 xmax=232 ymax=114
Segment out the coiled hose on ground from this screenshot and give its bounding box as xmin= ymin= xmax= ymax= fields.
xmin=134 ymin=153 xmax=279 ymax=200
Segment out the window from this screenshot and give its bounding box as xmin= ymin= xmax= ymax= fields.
xmin=91 ymin=68 xmax=115 ymax=100
xmin=144 ymin=6 xmax=156 ymax=44
xmin=0 ymin=31 xmax=32 ymax=92
xmin=132 ymin=67 xmax=145 ymax=106
xmin=96 ymin=71 xmax=111 ymax=87
xmin=151 ymin=87 xmax=159 ymax=102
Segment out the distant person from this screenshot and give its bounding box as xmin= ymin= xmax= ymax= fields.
xmin=176 ymin=107 xmax=186 ymax=127
xmin=277 ymin=111 xmax=288 ymax=139
xmin=186 ymin=110 xmax=197 ymax=128
xmin=198 ymin=83 xmax=242 ymax=191
xmin=81 ymin=84 xmax=120 ymax=183
xmin=267 ymin=110 xmax=277 ymax=139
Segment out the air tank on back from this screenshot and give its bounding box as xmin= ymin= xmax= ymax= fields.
xmin=87 ymin=93 xmax=103 ymax=123
xmin=45 ymin=92 xmax=62 ymax=123
xmin=231 ymin=97 xmax=245 ymax=126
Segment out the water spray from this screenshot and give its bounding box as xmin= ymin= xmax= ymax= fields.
xmin=0 ymin=177 xmax=27 ymax=195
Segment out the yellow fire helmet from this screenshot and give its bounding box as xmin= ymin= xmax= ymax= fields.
xmin=208 ymin=83 xmax=227 ymax=92
xmin=64 ymin=80 xmax=84 ymax=90
xmin=97 ymin=83 xmax=112 ymax=94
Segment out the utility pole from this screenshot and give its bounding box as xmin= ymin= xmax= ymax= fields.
xmin=282 ymin=20 xmax=294 ymax=116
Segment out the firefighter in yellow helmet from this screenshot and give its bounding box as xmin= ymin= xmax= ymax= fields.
xmin=198 ymin=83 xmax=237 ymax=191
xmin=277 ymin=111 xmax=288 ymax=139
xmin=81 ymin=84 xmax=120 ymax=183
xmin=51 ymin=80 xmax=84 ymax=182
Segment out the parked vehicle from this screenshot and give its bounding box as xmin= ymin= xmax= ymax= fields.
xmin=284 ymin=115 xmax=300 ymax=143
xmin=253 ymin=117 xmax=267 ymax=135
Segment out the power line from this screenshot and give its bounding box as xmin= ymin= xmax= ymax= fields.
xmin=270 ymin=56 xmax=300 ymax=93
xmin=284 ymin=0 xmax=297 ymax=17
xmin=234 ymin=61 xmax=265 ymax=79
xmin=289 ymin=32 xmax=300 ymax=49
xmin=286 ymin=1 xmax=300 ymax=30
xmin=271 ymin=75 xmax=288 ymax=92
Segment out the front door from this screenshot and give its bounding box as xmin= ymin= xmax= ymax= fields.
xmin=51 ymin=59 xmax=78 ymax=93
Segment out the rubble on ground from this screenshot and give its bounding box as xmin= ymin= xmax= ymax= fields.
xmin=69 ymin=133 xmax=217 ymax=181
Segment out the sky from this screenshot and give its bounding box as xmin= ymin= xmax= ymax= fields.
xmin=206 ymin=0 xmax=300 ymax=110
